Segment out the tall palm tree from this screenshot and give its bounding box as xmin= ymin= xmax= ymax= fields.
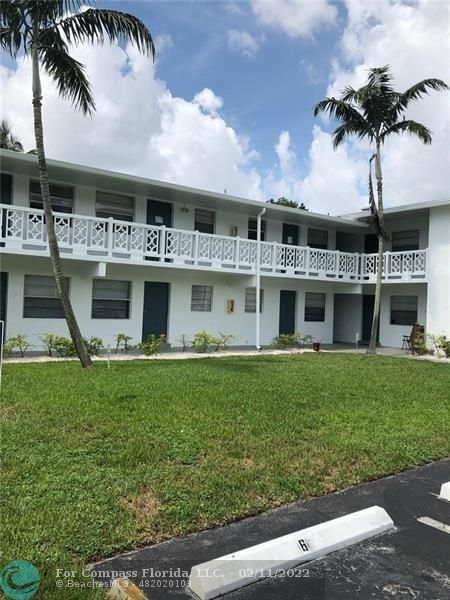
xmin=1 ymin=1 xmax=155 ymax=367
xmin=0 ymin=118 xmax=24 ymax=151
xmin=314 ymin=66 xmax=447 ymax=354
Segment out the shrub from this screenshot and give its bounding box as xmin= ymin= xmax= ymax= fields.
xmin=192 ymin=331 xmax=216 ymax=353
xmin=412 ymin=333 xmax=431 ymax=356
xmin=271 ymin=333 xmax=299 ymax=349
xmin=114 ymin=333 xmax=133 ymax=354
xmin=40 ymin=333 xmax=60 ymax=357
xmin=139 ymin=334 xmax=166 ymax=356
xmin=85 ymin=336 xmax=103 ymax=356
xmin=212 ymin=333 xmax=235 ymax=351
xmin=179 ymin=334 xmax=190 ymax=352
xmin=3 ymin=334 xmax=30 ymax=357
xmin=53 ymin=336 xmax=77 ymax=358
xmin=430 ymin=334 xmax=450 ymax=358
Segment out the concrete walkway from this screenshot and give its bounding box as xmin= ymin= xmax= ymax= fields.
xmin=91 ymin=459 xmax=450 ymax=599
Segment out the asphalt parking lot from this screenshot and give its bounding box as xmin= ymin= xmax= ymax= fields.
xmin=92 ymin=459 xmax=450 ymax=600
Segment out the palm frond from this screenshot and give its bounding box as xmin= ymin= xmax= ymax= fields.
xmin=314 ymin=98 xmax=372 ymax=146
xmin=39 ymin=29 xmax=95 ymax=114
xmin=0 ymin=0 xmax=26 ymax=57
xmin=0 ymin=118 xmax=24 ymax=152
xmin=57 ymin=8 xmax=155 ymax=58
xmin=393 ymin=78 xmax=448 ymax=116
xmin=380 ymin=120 xmax=433 ymax=145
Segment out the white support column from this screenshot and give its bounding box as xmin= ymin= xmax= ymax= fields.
xmin=255 ymin=207 xmax=266 ymax=350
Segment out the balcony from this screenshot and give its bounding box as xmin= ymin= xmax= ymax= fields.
xmin=0 ymin=204 xmax=427 ymax=281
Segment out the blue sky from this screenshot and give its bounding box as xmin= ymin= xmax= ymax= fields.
xmin=1 ymin=0 xmax=448 ymax=214
xmin=112 ymin=0 xmax=343 ymax=178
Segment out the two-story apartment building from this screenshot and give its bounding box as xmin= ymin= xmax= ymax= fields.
xmin=1 ymin=149 xmax=449 ymax=351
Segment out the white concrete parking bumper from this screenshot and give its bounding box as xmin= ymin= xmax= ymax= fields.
xmin=188 ymin=505 xmax=394 ymax=600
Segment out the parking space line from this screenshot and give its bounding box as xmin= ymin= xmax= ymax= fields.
xmin=417 ymin=516 xmax=450 ymax=534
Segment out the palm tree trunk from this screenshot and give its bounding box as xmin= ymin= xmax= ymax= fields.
xmin=367 ymin=141 xmax=384 ymax=354
xmin=31 ymin=42 xmax=92 ymax=368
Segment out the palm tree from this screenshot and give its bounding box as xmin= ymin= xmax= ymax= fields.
xmin=0 ymin=118 xmax=24 ymax=151
xmin=1 ymin=1 xmax=155 ymax=367
xmin=314 ymin=66 xmax=448 ymax=354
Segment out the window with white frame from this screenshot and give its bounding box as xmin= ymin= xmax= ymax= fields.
xmin=248 ymin=218 xmax=266 ymax=241
xmin=92 ymin=279 xmax=131 ymax=319
xmin=23 ymin=275 xmax=68 ymax=318
xmin=390 ymin=295 xmax=418 ymax=325
xmin=245 ymin=287 xmax=264 ymax=312
xmin=391 ymin=230 xmax=420 ymax=252
xmin=29 ymin=180 xmax=74 ymax=213
xmin=95 ymin=191 xmax=134 ymax=222
xmin=307 ymin=228 xmax=328 ymax=249
xmin=194 ymin=209 xmax=215 ymax=234
xmin=191 ymin=285 xmax=213 ymax=311
xmin=304 ymin=292 xmax=326 ymax=322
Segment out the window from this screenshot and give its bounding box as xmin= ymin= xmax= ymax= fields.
xmin=191 ymin=285 xmax=213 ymax=311
xmin=29 ymin=180 xmax=74 ymax=213
xmin=92 ymin=279 xmax=131 ymax=319
xmin=307 ymin=228 xmax=328 ymax=249
xmin=390 ymin=296 xmax=418 ymax=325
xmin=23 ymin=275 xmax=68 ymax=318
xmin=248 ymin=218 xmax=266 ymax=241
xmin=96 ymin=191 xmax=134 ymax=222
xmin=245 ymin=288 xmax=264 ymax=313
xmin=392 ymin=230 xmax=420 ymax=252
xmin=194 ymin=209 xmax=215 ymax=234
xmin=304 ymin=292 xmax=326 ymax=322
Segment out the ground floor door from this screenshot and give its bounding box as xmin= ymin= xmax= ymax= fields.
xmin=0 ymin=272 xmax=7 ymax=342
xmin=362 ymin=295 xmax=379 ymax=343
xmin=142 ymin=282 xmax=169 ymax=341
xmin=279 ymin=290 xmax=296 ymax=335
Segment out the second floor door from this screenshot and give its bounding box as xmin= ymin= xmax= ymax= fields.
xmin=282 ymin=223 xmax=299 ymax=246
xmin=147 ymin=199 xmax=173 ymax=228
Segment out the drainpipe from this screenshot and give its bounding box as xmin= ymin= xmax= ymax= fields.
xmin=255 ymin=207 xmax=266 ymax=350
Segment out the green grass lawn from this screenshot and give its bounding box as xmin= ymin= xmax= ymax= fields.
xmin=1 ymin=354 xmax=449 ymax=598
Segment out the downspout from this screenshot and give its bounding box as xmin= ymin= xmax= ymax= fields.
xmin=255 ymin=207 xmax=266 ymax=350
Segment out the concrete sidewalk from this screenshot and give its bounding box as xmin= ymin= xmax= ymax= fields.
xmin=91 ymin=459 xmax=450 ymax=600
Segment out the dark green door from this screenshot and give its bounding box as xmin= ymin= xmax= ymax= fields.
xmin=282 ymin=223 xmax=299 ymax=246
xmin=0 ymin=272 xmax=7 ymax=343
xmin=364 ymin=234 xmax=378 ymax=253
xmin=142 ymin=282 xmax=169 ymax=341
xmin=279 ymin=290 xmax=296 ymax=335
xmin=362 ymin=295 xmax=379 ymax=343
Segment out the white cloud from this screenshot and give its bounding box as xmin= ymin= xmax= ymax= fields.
xmin=227 ymin=30 xmax=262 ymax=58
xmin=261 ymin=0 xmax=449 ymax=213
xmin=0 ymin=43 xmax=262 ymax=200
xmin=154 ymin=33 xmax=174 ymax=57
xmin=193 ymin=88 xmax=223 ymax=115
xmin=299 ymin=59 xmax=321 ymax=85
xmin=251 ymin=0 xmax=337 ymax=38
xmin=275 ymin=131 xmax=297 ymax=181
xmin=322 ymin=0 xmax=450 ymax=208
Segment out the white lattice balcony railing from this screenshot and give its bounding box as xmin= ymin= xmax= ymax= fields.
xmin=0 ymin=204 xmax=427 ymax=281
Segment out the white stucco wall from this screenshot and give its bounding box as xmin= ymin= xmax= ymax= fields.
xmin=2 ymin=253 xmax=358 ymax=350
xmin=378 ymin=283 xmax=427 ymax=348
xmin=426 ymin=205 xmax=450 ymax=337
xmin=333 ymin=294 xmax=362 ymax=343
